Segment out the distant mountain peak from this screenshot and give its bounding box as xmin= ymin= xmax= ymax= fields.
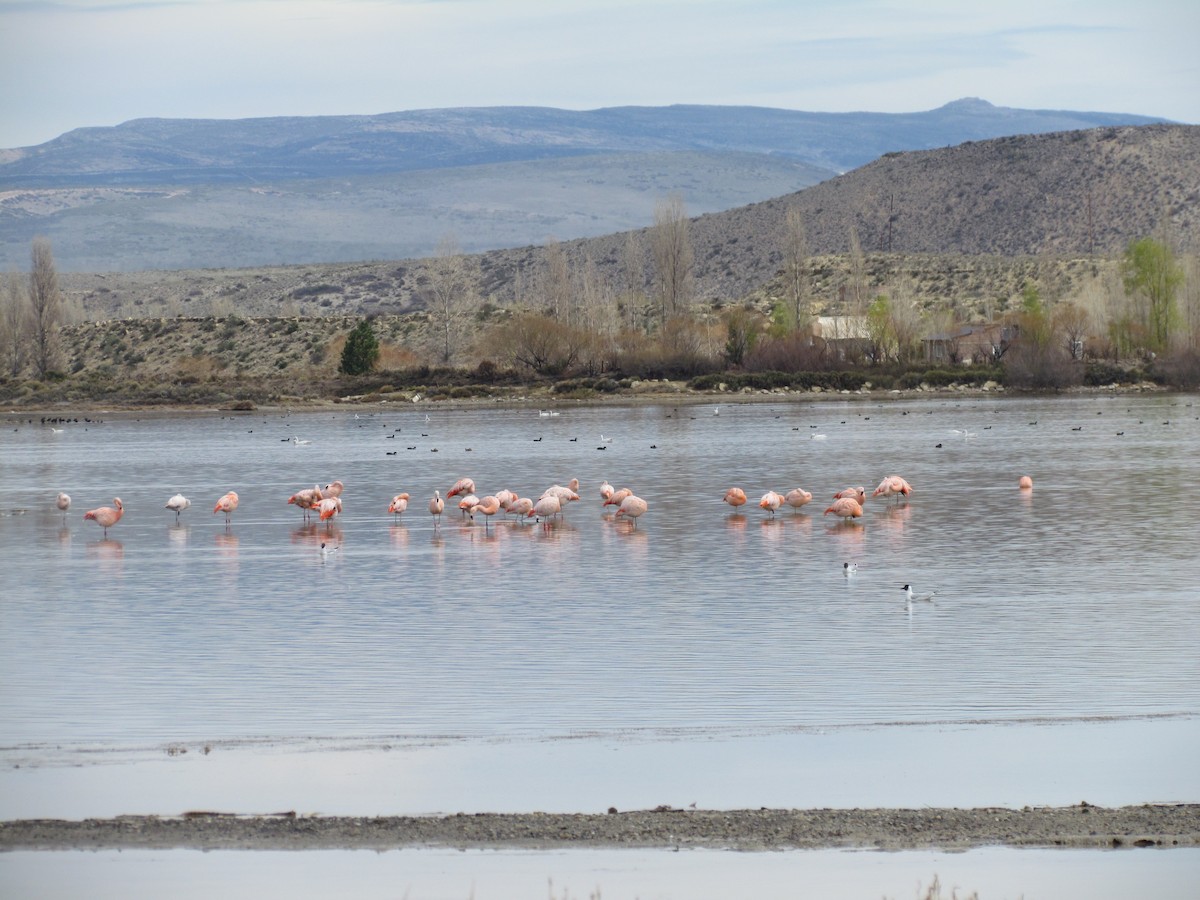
xmin=939 ymin=98 xmax=997 ymax=112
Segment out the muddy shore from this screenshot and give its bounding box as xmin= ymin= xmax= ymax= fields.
xmin=3 ymin=805 xmax=1197 ymax=852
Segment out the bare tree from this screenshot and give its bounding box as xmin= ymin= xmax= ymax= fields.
xmin=621 ymin=231 xmax=647 ymax=331
xmin=29 ymin=237 xmax=63 ymax=378
xmin=650 ymin=193 xmax=694 ymax=325
xmin=576 ymin=254 xmax=618 ymax=336
xmin=427 ymin=234 xmax=479 ymax=364
xmin=1 ymin=271 xmax=30 ymax=376
xmin=781 ymin=204 xmax=810 ymax=331
xmin=1053 ymin=302 xmax=1092 ymax=360
xmin=540 ymin=238 xmax=573 ymax=323
xmin=846 ymin=227 xmax=867 ymax=314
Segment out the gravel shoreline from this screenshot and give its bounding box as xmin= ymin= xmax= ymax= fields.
xmin=3 ymin=805 xmax=1197 ymax=852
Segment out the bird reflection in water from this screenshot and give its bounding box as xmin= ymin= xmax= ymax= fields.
xmin=389 ymin=523 xmax=409 ymax=550
xmin=86 ymin=538 xmax=124 ymax=575
xmin=167 ymin=523 xmax=189 ymax=548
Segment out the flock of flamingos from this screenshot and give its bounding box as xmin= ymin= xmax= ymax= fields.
xmin=53 ymin=472 xmax=987 ymax=540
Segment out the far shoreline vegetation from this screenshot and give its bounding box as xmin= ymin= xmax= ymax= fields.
xmin=2 ymin=219 xmax=1198 ymax=410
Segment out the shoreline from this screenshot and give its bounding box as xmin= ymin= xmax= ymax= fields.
xmin=3 ymin=805 xmax=1198 ymax=852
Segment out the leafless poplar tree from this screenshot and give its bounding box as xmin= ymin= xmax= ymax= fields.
xmin=781 ymin=205 xmax=810 ymax=331
xmin=846 ymin=227 xmax=867 ymax=314
xmin=622 ymin=231 xmax=647 ymax=331
xmin=427 ymin=234 xmax=479 ymax=364
xmin=540 ymin=238 xmax=573 ymax=323
xmin=29 ymin=237 xmax=63 ymax=377
xmin=650 ymin=193 xmax=694 ymax=325
xmin=1 ymin=271 xmax=31 ymax=376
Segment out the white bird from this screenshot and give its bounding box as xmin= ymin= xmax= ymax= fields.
xmin=843 ymin=562 xmax=858 ymax=576
xmin=291 ymin=436 xmax=312 ymax=445
xmin=165 ymin=493 xmax=191 ymax=521
xmin=600 ymin=433 xmax=612 ymax=444
xmin=713 ymin=406 xmax=719 ymax=416
xmin=55 ymin=492 xmax=71 ymax=519
xmin=320 ymin=541 xmax=339 ymax=558
xmin=900 ymin=584 xmax=937 ymax=603
xmin=810 ymin=433 xmax=827 ymax=441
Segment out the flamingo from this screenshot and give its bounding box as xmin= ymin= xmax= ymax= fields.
xmin=55 ymin=492 xmax=71 ymax=520
xmin=388 ymin=493 xmax=410 ymax=517
xmin=213 ymin=491 xmax=239 ymax=524
xmin=722 ymin=487 xmax=747 ymax=509
xmin=495 ymin=489 xmax=517 ymax=511
xmin=446 ymin=477 xmax=475 ymax=498
xmin=614 ymin=494 xmax=648 ymax=527
xmin=509 ymin=497 xmax=534 ymax=519
xmin=429 ymin=490 xmax=445 ymax=524
xmin=541 ymin=484 xmax=580 ymax=506
xmin=530 ymin=494 xmax=561 ymax=523
xmin=457 ymin=493 xmax=479 ymax=516
xmin=165 ymin=493 xmax=191 ymax=521
xmin=599 ymin=481 xmax=615 ymax=502
xmin=469 ymin=495 xmax=501 ymax=528
xmin=759 ymin=490 xmax=784 ymax=516
xmin=784 ymin=488 xmax=812 ymax=511
xmin=83 ymin=497 xmax=123 ymax=536
xmin=832 ymin=486 xmax=867 ymax=505
xmin=317 ymin=496 xmax=342 ymax=524
xmin=288 ymin=485 xmax=323 ymax=521
xmin=323 ymin=480 xmax=344 ymax=499
xmin=872 ymin=475 xmax=913 ymax=502
xmin=603 ymin=487 xmax=632 ymax=508
xmin=1018 ymin=475 xmax=1033 ymax=490
xmin=823 ymin=497 xmax=863 ymax=521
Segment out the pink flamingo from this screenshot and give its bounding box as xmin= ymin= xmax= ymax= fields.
xmin=83 ymin=497 xmax=123 ymax=536
xmin=530 ymin=494 xmax=561 ymax=523
xmin=833 ymin=486 xmax=867 ymax=505
xmin=288 ymin=485 xmax=323 ymax=521
xmin=56 ymin=492 xmax=71 ymax=521
xmin=495 ymin=489 xmax=517 ymax=511
xmin=446 ymin=477 xmax=475 ymax=499
xmin=469 ymin=495 xmax=501 ymax=528
xmin=599 ymin=481 xmax=615 ymax=502
xmin=388 ymin=493 xmax=410 ymax=517
xmin=614 ymin=494 xmax=648 ymax=527
xmin=213 ymin=491 xmax=239 ymax=524
xmin=542 ymin=484 xmax=580 ymax=505
xmin=872 ymin=475 xmax=913 ymax=502
xmin=509 ymin=497 xmax=534 ymax=519
xmin=824 ymin=497 xmax=864 ymax=521
xmin=1018 ymin=475 xmax=1033 ymax=490
xmin=759 ymin=490 xmax=784 ymax=516
xmin=457 ymin=493 xmax=479 ymax=517
xmin=784 ymin=488 xmax=812 ymax=511
xmin=603 ymin=487 xmax=632 ymax=508
xmin=723 ymin=487 xmax=747 ymax=509
xmin=323 ymin=480 xmax=344 ymax=499
xmin=429 ymin=490 xmax=445 ymax=524
xmin=317 ymin=496 xmax=342 ymax=524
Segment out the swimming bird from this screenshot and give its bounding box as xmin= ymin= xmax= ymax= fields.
xmin=843 ymin=562 xmax=858 ymax=576
xmin=291 ymin=436 xmax=312 ymax=445
xmin=759 ymin=491 xmax=784 ymax=516
xmin=599 ymin=433 xmax=612 ymax=445
xmin=165 ymin=493 xmax=191 ymax=521
xmin=871 ymin=475 xmax=913 ymax=502
xmin=319 ymin=541 xmax=339 ymax=558
xmin=823 ymin=497 xmax=863 ymax=520
xmin=83 ymin=497 xmax=124 ymax=536
xmin=900 ymin=584 xmax=937 ymax=603
xmin=446 ymin=477 xmax=475 ymax=498
xmin=723 ymin=487 xmax=747 ymax=509
xmin=388 ymin=493 xmax=410 ymax=517
xmin=614 ymin=494 xmax=648 ymax=527
xmin=784 ymin=488 xmax=813 ymax=511
xmin=213 ymin=491 xmax=239 ymax=524
xmin=55 ymin=491 xmax=71 ymax=520
xmin=428 ymin=490 xmax=444 ymax=524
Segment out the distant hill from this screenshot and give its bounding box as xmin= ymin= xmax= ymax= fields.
xmin=0 ymin=99 xmax=1173 ymax=272
xmin=58 ymin=124 xmax=1199 ymax=327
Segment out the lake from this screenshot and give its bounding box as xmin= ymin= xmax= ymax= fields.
xmin=2 ymin=391 xmax=1198 ymax=897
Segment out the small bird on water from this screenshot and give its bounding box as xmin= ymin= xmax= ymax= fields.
xmin=900 ymin=584 xmax=937 ymax=603
xmin=843 ymin=562 xmax=858 ymax=576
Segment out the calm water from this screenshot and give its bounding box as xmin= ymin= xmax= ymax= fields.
xmin=2 ymin=393 xmax=1199 ymax=750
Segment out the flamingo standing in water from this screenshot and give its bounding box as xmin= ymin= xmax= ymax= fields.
xmin=469 ymin=495 xmax=501 ymax=528
xmin=388 ymin=493 xmax=410 ymax=517
xmin=429 ymin=490 xmax=445 ymax=524
xmin=599 ymin=481 xmax=615 ymax=502
xmin=83 ymin=498 xmax=123 ymax=536
xmin=872 ymin=475 xmax=913 ymax=502
xmin=288 ymin=485 xmax=323 ymax=522
xmin=55 ymin=492 xmax=71 ymax=521
xmin=784 ymin=488 xmax=813 ymax=511
xmin=530 ymin=494 xmax=561 ymax=524
xmin=456 ymin=493 xmax=479 ymax=517
xmin=824 ymin=497 xmax=863 ymax=521
xmin=165 ymin=493 xmax=191 ymax=521
xmin=759 ymin=490 xmax=785 ymax=516
xmin=832 ymin=486 xmax=867 ymax=505
xmin=323 ymin=480 xmax=345 ymax=499
xmin=509 ymin=497 xmax=534 ymax=520
xmin=213 ymin=491 xmax=239 ymax=524
xmin=614 ymin=494 xmax=648 ymax=528
xmin=722 ymin=487 xmax=747 ymax=510
xmin=317 ymin=496 xmax=342 ymax=524
xmin=446 ymin=477 xmax=475 ymax=499
xmin=1018 ymin=475 xmax=1034 ymax=490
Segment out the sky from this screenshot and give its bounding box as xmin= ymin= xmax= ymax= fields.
xmin=1 ymin=0 xmax=1197 ymax=149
